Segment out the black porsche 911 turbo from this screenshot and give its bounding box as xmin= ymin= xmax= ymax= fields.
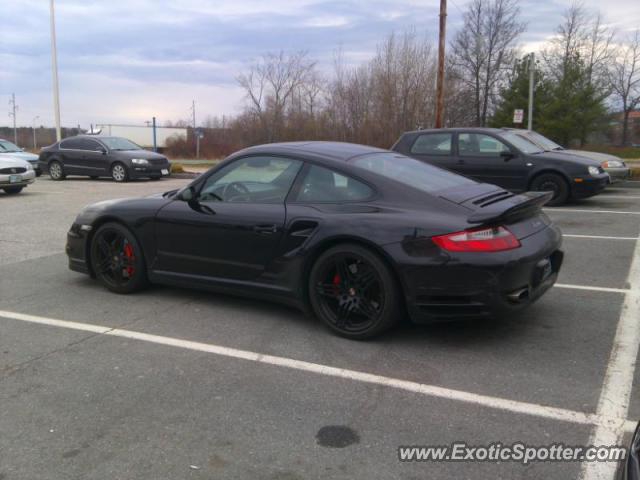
xmin=66 ymin=141 xmax=563 ymax=339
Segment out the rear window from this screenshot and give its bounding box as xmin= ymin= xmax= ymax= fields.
xmin=351 ymin=152 xmax=475 ymax=193
xmin=410 ymin=133 xmax=452 ymax=155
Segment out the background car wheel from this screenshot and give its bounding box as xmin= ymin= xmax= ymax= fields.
xmin=48 ymin=160 xmax=65 ymax=180
xmin=90 ymin=176 xmax=98 ymax=180
xmin=2 ymin=186 xmax=23 ymax=194
xmin=308 ymin=243 xmax=401 ymax=339
xmin=530 ymin=173 xmax=569 ymax=206
xmin=35 ymin=171 xmax=42 ymax=177
xmin=150 ymin=176 xmax=161 ymax=181
xmin=111 ymin=163 xmax=129 ymax=183
xmin=90 ymin=222 xmax=148 ymax=294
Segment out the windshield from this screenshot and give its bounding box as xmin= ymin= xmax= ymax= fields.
xmin=522 ymin=131 xmax=564 ymax=151
xmin=497 ymin=131 xmax=544 ymax=154
xmin=0 ymin=139 xmax=22 ymax=153
xmin=351 ymin=152 xmax=476 ymax=193
xmin=99 ymin=137 xmax=142 ymax=151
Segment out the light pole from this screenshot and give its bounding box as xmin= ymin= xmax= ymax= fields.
xmin=32 ymin=116 xmax=40 ymax=149
xmin=49 ymin=0 xmax=62 ymax=141
xmin=527 ymin=52 xmax=535 ymax=131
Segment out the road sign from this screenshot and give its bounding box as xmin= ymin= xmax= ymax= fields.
xmin=513 ymin=109 xmax=524 ymax=124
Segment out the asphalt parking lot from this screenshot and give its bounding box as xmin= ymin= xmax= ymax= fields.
xmin=1 ymin=176 xmax=639 ymax=479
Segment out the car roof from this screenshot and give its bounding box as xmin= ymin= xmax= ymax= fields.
xmin=401 ymin=127 xmax=512 ymax=136
xmin=236 ymin=141 xmax=388 ymax=162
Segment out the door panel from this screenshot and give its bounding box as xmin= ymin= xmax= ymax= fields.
xmin=154 ymin=201 xmax=286 ymax=281
xmin=454 ymin=133 xmax=527 ymax=191
xmin=407 ymin=132 xmax=458 ymax=172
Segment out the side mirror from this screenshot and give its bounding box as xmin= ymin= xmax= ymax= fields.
xmin=178 ymin=186 xmax=195 ymax=202
xmin=500 ymin=151 xmax=515 ymax=161
xmin=97 ymin=147 xmax=107 ymax=155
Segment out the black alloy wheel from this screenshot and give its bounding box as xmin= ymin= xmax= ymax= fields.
xmin=309 ymin=244 xmax=400 ymax=339
xmin=90 ymin=222 xmax=147 ymax=293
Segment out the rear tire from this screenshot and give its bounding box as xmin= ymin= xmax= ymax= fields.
xmin=530 ymin=173 xmax=569 ymax=206
xmin=111 ymin=163 xmax=129 ymax=183
xmin=90 ymin=222 xmax=148 ymax=294
xmin=90 ymin=176 xmax=98 ymax=180
xmin=3 ymin=186 xmax=23 ymax=194
xmin=48 ymin=160 xmax=65 ymax=180
xmin=308 ymin=244 xmax=401 ymax=339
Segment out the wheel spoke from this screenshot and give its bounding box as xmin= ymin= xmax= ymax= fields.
xmin=316 ymin=283 xmax=340 ymax=298
xmin=355 ymin=266 xmax=377 ymax=292
xmin=97 ymin=237 xmax=111 ymax=257
xmin=335 ymin=302 xmax=352 ymax=328
xmin=358 ymin=298 xmax=379 ymax=320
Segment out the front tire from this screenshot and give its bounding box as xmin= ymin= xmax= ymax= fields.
xmin=308 ymin=244 xmax=401 ymax=339
xmin=3 ymin=186 xmax=23 ymax=194
xmin=90 ymin=222 xmax=148 ymax=294
xmin=530 ymin=173 xmax=569 ymax=206
xmin=111 ymin=163 xmax=129 ymax=183
xmin=48 ymin=160 xmax=65 ymax=180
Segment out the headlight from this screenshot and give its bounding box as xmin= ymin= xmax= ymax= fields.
xmin=131 ymin=158 xmax=149 ymax=165
xmin=588 ymin=166 xmax=600 ymax=176
xmin=25 ymin=163 xmax=33 ymax=171
xmin=601 ymin=160 xmax=624 ymax=168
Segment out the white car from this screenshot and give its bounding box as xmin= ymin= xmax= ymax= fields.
xmin=0 ymin=138 xmax=41 ymax=176
xmin=0 ymin=155 xmax=36 ymax=194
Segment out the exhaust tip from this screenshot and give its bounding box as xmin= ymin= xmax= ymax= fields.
xmin=507 ymin=287 xmax=530 ymax=303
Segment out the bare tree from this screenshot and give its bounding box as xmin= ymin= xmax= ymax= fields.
xmin=237 ymin=51 xmax=316 ymax=142
xmin=609 ymin=30 xmax=640 ymax=145
xmin=451 ymin=0 xmax=526 ymax=126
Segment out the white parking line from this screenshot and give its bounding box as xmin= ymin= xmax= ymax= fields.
xmin=0 ymin=309 xmax=605 ymax=429
xmin=563 ymin=234 xmax=639 ymax=241
xmin=597 ymin=195 xmax=640 ymax=199
xmin=554 ymin=284 xmax=629 ymax=294
xmin=545 ymin=208 xmax=640 ymax=215
xmin=580 ymin=233 xmax=640 ymax=480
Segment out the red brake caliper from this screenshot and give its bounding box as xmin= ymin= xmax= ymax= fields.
xmin=123 ymin=243 xmax=135 ymax=277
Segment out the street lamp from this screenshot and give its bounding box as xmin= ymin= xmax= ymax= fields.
xmin=32 ymin=116 xmax=40 ymax=149
xmin=49 ymin=0 xmax=61 ymax=141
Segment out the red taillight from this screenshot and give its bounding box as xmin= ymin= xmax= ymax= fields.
xmin=432 ymin=226 xmax=521 ymax=252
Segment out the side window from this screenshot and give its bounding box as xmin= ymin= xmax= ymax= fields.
xmin=458 ymin=133 xmax=510 ymax=157
xmin=294 ymin=165 xmax=373 ymax=203
xmin=410 ymin=133 xmax=452 ymax=155
xmin=60 ymin=138 xmax=84 ymax=150
xmin=198 ymin=156 xmax=302 ymax=204
xmin=83 ymin=139 xmax=105 ymax=152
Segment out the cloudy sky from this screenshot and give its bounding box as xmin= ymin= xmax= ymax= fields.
xmin=1 ymin=0 xmax=638 ymax=129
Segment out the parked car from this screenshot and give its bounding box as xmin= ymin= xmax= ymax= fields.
xmin=66 ymin=142 xmax=563 ymax=339
xmin=0 ymin=155 xmax=36 ymax=194
xmin=38 ymin=136 xmax=171 ymax=182
xmin=392 ymin=128 xmax=610 ymax=206
xmin=514 ymin=129 xmax=631 ymax=183
xmin=622 ymin=421 xmax=640 ymax=479
xmin=0 ymin=138 xmax=41 ymax=176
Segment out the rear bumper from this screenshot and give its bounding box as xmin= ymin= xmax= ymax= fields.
xmin=386 ymin=224 xmax=563 ymax=324
xmin=571 ymin=175 xmax=608 ymax=199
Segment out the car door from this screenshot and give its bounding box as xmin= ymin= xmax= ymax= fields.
xmin=81 ymin=139 xmax=109 ymax=175
xmin=453 ymin=132 xmax=526 ymax=191
xmin=58 ymin=138 xmax=86 ymax=174
xmin=153 ymin=155 xmax=303 ymax=282
xmin=405 ymin=132 xmax=459 ymax=173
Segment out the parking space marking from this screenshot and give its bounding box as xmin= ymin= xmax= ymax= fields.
xmin=580 ymin=233 xmax=640 ymax=480
xmin=563 ymin=234 xmax=639 ymax=241
xmin=545 ymin=208 xmax=640 ymax=215
xmin=555 ymin=284 xmax=630 ymax=294
xmin=596 ymin=195 xmax=640 ymax=199
xmin=625 ymin=420 xmax=637 ymax=433
xmin=0 ymin=308 xmax=608 ymax=429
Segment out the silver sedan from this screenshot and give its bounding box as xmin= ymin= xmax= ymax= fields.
xmin=0 ymin=156 xmax=36 ymax=194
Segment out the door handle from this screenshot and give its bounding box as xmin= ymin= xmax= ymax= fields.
xmin=253 ymin=224 xmax=278 ymax=234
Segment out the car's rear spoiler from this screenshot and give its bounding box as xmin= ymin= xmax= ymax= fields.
xmin=467 ymin=191 xmax=553 ymax=224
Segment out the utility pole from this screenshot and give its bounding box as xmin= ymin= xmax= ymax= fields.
xmin=9 ymin=93 xmax=18 ymax=144
xmin=50 ymin=0 xmax=62 ymax=141
xmin=527 ymin=52 xmax=535 ymax=131
xmin=190 ymin=100 xmax=197 ymax=157
xmin=435 ymin=0 xmax=447 ymax=128
xmin=32 ymin=116 xmax=40 ymax=149
xmin=191 ymin=100 xmax=196 ymax=129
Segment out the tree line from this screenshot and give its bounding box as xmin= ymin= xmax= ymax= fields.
xmin=168 ymin=0 xmax=640 ymax=156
